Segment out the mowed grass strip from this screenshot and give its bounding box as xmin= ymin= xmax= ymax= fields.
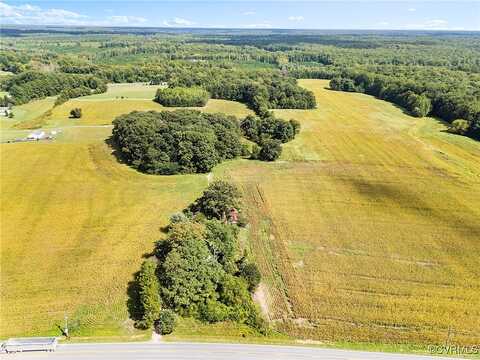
xmin=78 ymin=82 xmax=159 ymax=100
xmin=33 ymin=99 xmax=253 ymax=127
xmin=223 ymin=80 xmax=480 ymax=345
xmin=0 ymin=132 xmax=208 ymax=338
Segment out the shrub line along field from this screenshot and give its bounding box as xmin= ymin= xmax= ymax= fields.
xmin=1 ymin=80 xmax=479 ymax=346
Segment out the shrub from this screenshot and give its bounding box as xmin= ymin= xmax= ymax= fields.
xmin=330 ymin=77 xmax=357 ymax=92
xmin=289 ymin=119 xmax=301 ymax=135
xmin=250 ymin=144 xmax=260 ymax=160
xmin=199 ymin=300 xmax=230 ymax=323
xmin=70 ymin=108 xmax=82 ymax=118
xmin=239 ymin=263 xmax=261 ymax=292
xmin=448 ymin=119 xmax=471 ymax=135
xmin=136 ymin=259 xmax=162 ymax=329
xmin=154 ymin=87 xmax=210 ymax=107
xmin=189 ymin=181 xmax=241 ymax=220
xmin=259 ymin=139 xmax=282 ymax=161
xmin=170 ymin=212 xmax=189 ymax=224
xmin=154 ymin=309 xmax=176 ymax=335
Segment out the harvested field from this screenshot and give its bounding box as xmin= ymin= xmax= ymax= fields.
xmin=222 ymin=80 xmax=480 ymax=345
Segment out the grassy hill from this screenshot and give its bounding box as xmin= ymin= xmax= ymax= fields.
xmin=1 ymin=80 xmax=479 ymax=346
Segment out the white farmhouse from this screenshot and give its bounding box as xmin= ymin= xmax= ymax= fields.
xmin=27 ymin=131 xmax=46 ymax=140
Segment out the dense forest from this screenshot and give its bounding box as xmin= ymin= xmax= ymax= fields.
xmin=0 ymin=28 xmax=479 ymax=140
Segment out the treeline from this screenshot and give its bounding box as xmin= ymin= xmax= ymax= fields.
xmin=328 ymin=68 xmax=480 ymax=139
xmin=2 ymin=71 xmax=107 ymax=104
xmin=132 ymin=181 xmax=265 ymax=335
xmin=55 ymin=86 xmax=94 ymax=106
xmin=58 ymin=62 xmax=316 ymax=116
xmin=164 ymin=66 xmax=316 ymax=115
xmin=154 ymin=87 xmax=210 ymax=107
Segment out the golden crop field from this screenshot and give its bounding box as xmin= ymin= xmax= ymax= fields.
xmin=1 ymin=79 xmax=479 ymax=346
xmin=80 ymin=82 xmax=159 ymax=100
xmin=0 ymin=128 xmax=208 ymax=338
xmin=0 ymin=87 xmax=252 ymax=339
xmin=25 ymin=99 xmax=252 ymax=127
xmin=221 ymin=80 xmax=480 ymax=345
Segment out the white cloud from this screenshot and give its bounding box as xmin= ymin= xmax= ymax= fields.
xmin=163 ymin=17 xmax=195 ymax=27
xmin=288 ymin=16 xmax=304 ymax=22
xmin=243 ymin=11 xmax=256 ymax=16
xmin=243 ymin=22 xmax=272 ymax=28
xmin=408 ymin=7 xmax=416 ymax=12
xmin=0 ymin=1 xmax=88 ymax=25
xmin=404 ymin=19 xmax=450 ymax=29
xmin=0 ymin=2 xmax=149 ymax=26
xmin=377 ymin=21 xmax=389 ymax=27
xmin=107 ymin=15 xmax=147 ymax=25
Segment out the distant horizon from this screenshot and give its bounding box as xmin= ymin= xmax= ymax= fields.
xmin=2 ymin=23 xmax=479 ymax=33
xmin=1 ymin=1 xmax=479 ymax=31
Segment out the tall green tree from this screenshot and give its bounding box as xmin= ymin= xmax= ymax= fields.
xmin=136 ymin=259 xmax=162 ymax=329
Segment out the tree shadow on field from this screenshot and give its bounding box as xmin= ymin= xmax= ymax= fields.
xmin=126 ymin=271 xmax=143 ymax=324
xmin=105 ymin=136 xmax=127 ymax=165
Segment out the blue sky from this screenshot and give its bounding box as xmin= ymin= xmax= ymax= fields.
xmin=1 ymin=1 xmax=479 ymax=31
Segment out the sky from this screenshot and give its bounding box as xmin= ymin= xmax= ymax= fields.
xmin=0 ymin=1 xmax=479 ymax=31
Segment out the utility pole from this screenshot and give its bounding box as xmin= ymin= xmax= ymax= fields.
xmin=64 ymin=314 xmax=69 ymax=339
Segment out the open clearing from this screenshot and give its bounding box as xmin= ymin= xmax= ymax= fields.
xmin=6 ymin=83 xmax=253 ymax=129
xmin=79 ymin=82 xmax=160 ymax=100
xmin=37 ymin=98 xmax=252 ymax=127
xmin=221 ymin=80 xmax=480 ymax=345
xmin=1 ymin=80 xmax=479 ymax=346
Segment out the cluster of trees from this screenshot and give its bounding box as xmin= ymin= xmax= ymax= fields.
xmin=154 ymin=87 xmax=210 ymax=107
xmin=112 ymin=110 xmax=243 ymax=174
xmin=2 ymin=71 xmax=107 ymax=104
xmin=241 ymin=114 xmax=300 ymax=161
xmin=112 ymin=109 xmax=302 ymax=174
xmin=133 ymin=181 xmax=265 ymax=334
xmin=70 ymin=108 xmax=82 ymax=118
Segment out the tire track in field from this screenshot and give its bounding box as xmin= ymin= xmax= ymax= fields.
xmin=242 ymin=182 xmax=308 ymax=322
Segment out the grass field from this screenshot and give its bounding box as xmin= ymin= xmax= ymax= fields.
xmin=79 ymin=83 xmax=160 ymax=100
xmin=8 ymin=83 xmax=252 ymax=129
xmin=220 ymin=80 xmax=480 ymax=346
xmin=1 ymin=80 xmax=479 ymax=347
xmin=33 ymin=98 xmax=252 ymax=127
xmin=0 ymin=84 xmax=252 ymax=339
xmin=0 ymin=128 xmax=208 ymax=338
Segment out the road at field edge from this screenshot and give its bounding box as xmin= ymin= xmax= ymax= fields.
xmin=4 ymin=342 xmax=456 ymax=360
